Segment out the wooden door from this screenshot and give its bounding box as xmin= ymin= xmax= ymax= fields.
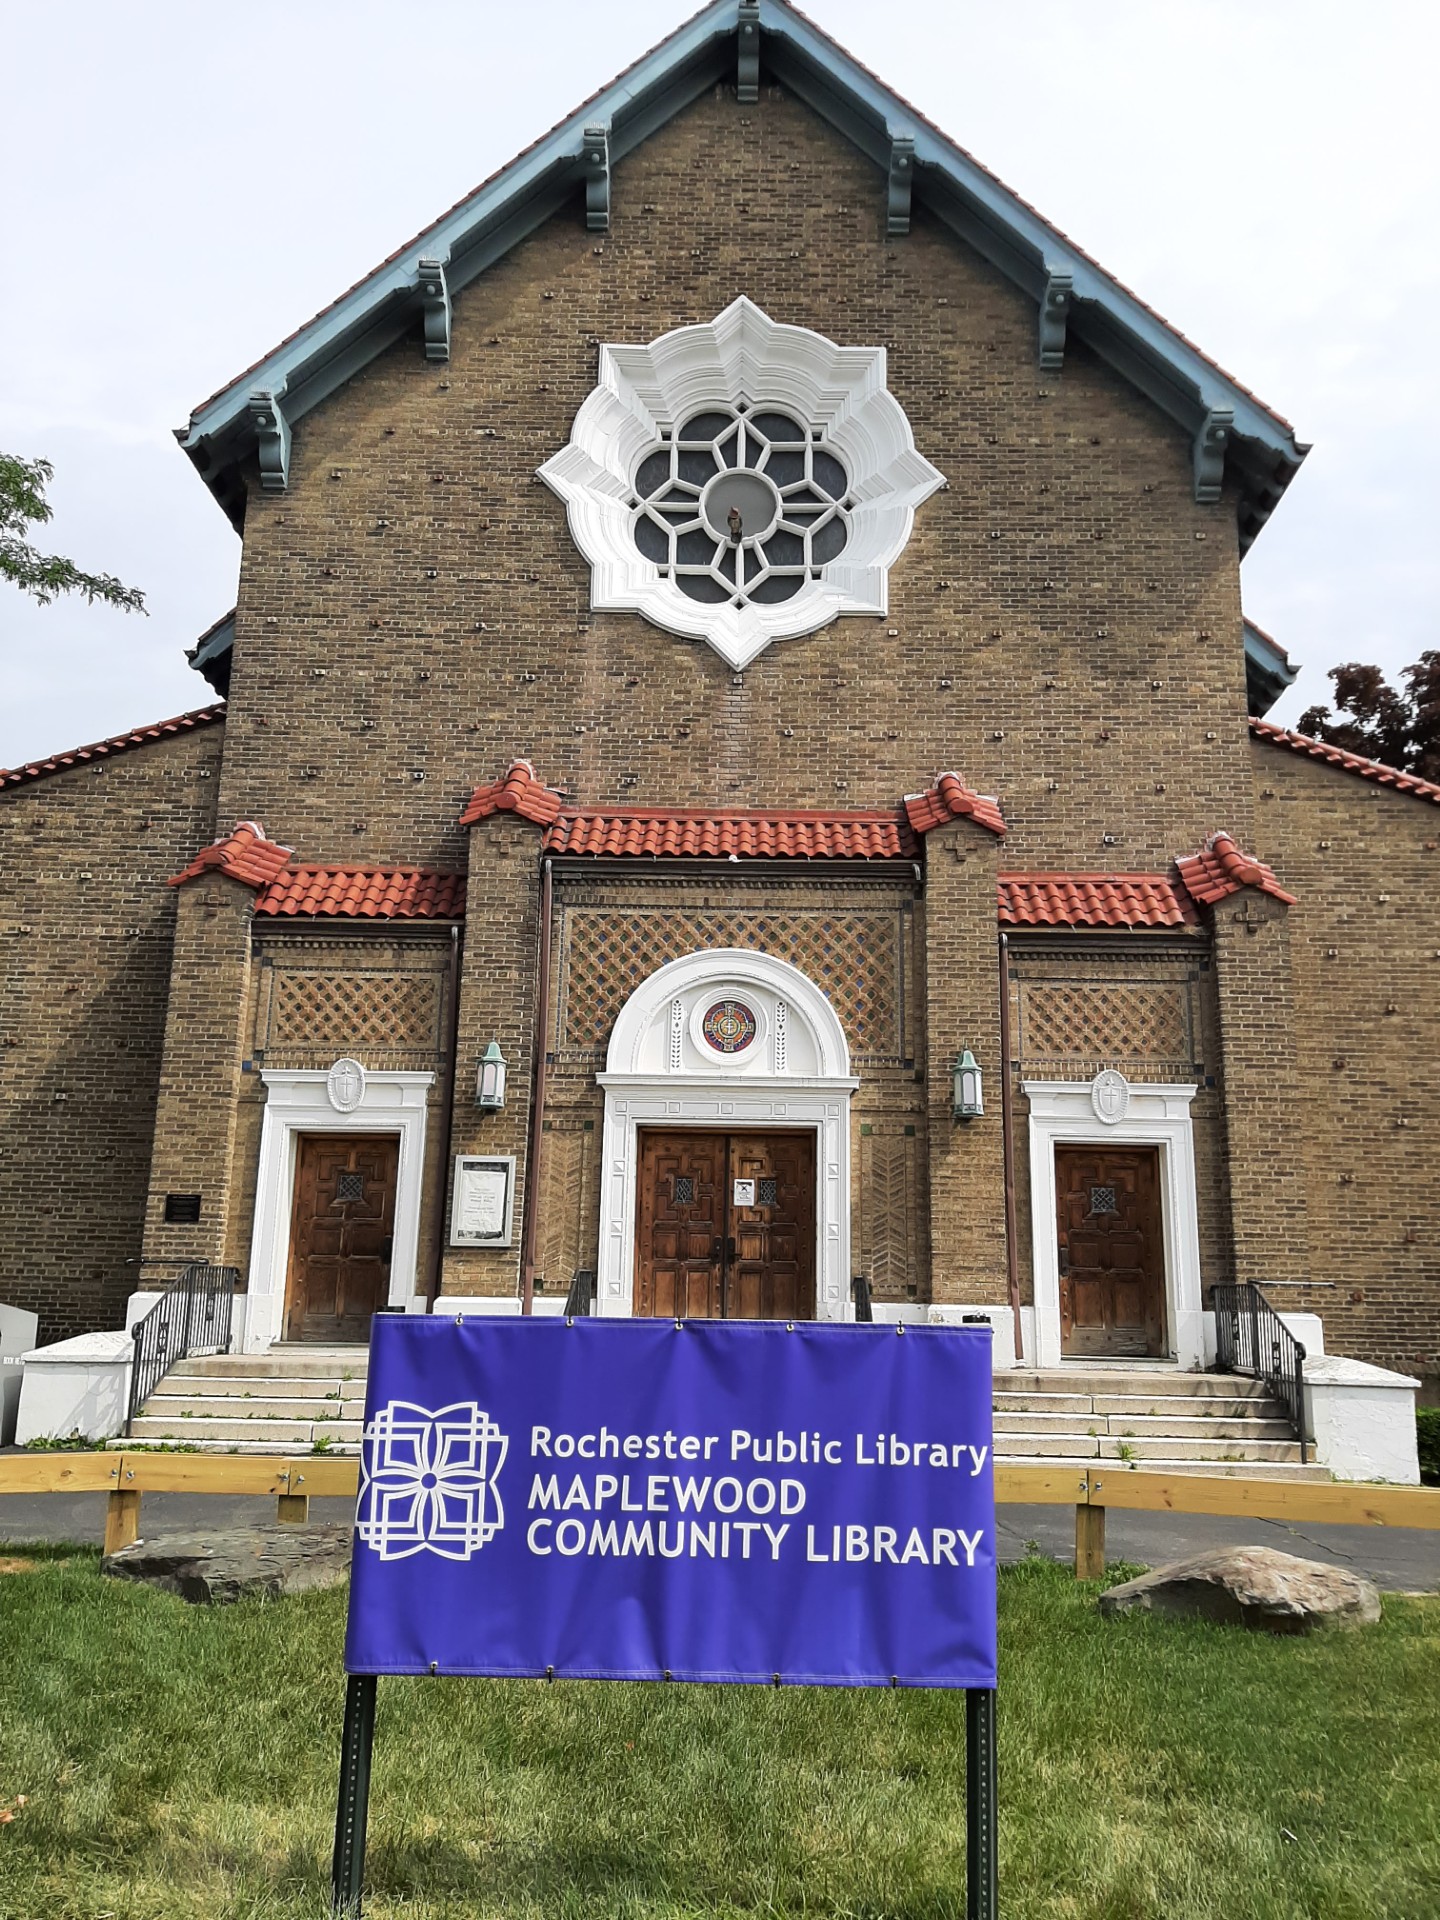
xmin=1055 ymin=1145 xmax=1166 ymax=1357
xmin=284 ymin=1134 xmax=399 ymax=1342
xmin=635 ymin=1130 xmax=816 ymax=1320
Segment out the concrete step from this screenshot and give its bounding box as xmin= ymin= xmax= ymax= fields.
xmin=992 ymin=1413 xmax=1295 ymax=1441
xmin=170 ymin=1352 xmax=369 ymax=1382
xmin=142 ymin=1393 xmax=368 ymax=1421
xmin=1002 ymin=1370 xmax=1270 ymax=1399
xmin=1095 ymin=1434 xmax=1303 ymax=1463
xmin=128 ymin=1415 xmax=363 ymax=1446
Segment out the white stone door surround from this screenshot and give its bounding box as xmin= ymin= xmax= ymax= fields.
xmin=596 ymin=949 xmax=860 ymax=1319
xmin=245 ymin=1061 xmax=435 ymax=1352
xmin=1024 ymin=1075 xmax=1203 ymax=1369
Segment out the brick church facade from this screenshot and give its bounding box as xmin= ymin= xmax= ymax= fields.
xmin=3 ymin=0 xmax=1437 ymax=1389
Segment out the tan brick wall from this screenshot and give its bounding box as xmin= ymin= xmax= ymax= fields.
xmin=0 ymin=726 xmax=223 ymax=1339
xmin=1251 ymin=742 xmax=1440 ymax=1380
xmin=215 ymin=85 xmax=1254 ymax=875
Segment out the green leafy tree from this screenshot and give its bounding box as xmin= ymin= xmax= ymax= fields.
xmin=0 ymin=451 xmax=146 ymax=613
xmin=1299 ymin=653 xmax=1440 ymax=783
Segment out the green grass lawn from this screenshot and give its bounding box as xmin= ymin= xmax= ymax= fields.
xmin=1 ymin=1548 xmax=1437 ymax=1919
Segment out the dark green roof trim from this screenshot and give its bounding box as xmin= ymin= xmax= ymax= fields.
xmin=187 ymin=610 xmax=235 ymax=696
xmin=177 ymin=0 xmax=1306 ymax=548
xmin=1244 ymin=619 xmax=1297 ymax=717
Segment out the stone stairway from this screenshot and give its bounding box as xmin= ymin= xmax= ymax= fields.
xmin=993 ymin=1367 xmax=1329 ymax=1478
xmin=125 ymin=1350 xmax=1327 ymax=1477
xmin=123 ymin=1349 xmax=370 ymax=1453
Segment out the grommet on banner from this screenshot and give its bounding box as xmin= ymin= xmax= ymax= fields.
xmin=454 ymin=1315 xmax=465 ymax=1328
xmin=896 ymin=1323 xmax=906 ymax=1335
xmin=429 ymin=1661 xmax=438 ymax=1675
xmin=772 ymin=1672 xmax=781 ymax=1687
xmin=786 ymin=1321 xmax=794 ymax=1332
xmin=674 ymin=1320 xmax=683 ymax=1330
xmin=663 ymin=1669 xmax=673 ymax=1681
xmin=546 ymin=1665 xmax=555 ymax=1681
xmin=890 ymin=1675 xmax=898 ymax=1688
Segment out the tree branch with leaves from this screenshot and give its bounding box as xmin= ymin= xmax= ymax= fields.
xmin=1 ymin=452 xmax=146 ymax=613
xmin=1299 ymin=653 xmax=1440 ymax=784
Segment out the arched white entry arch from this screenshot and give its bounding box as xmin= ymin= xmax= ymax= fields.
xmin=596 ymin=949 xmax=860 ymax=1318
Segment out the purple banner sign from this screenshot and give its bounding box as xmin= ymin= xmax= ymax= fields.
xmin=344 ymin=1316 xmax=996 ymax=1689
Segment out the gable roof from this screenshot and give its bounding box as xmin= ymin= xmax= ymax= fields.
xmin=171 ymin=821 xmax=293 ymax=890
xmin=1250 ymin=719 xmax=1440 ymax=806
xmin=0 ymin=703 xmax=225 ymax=792
xmin=177 ymin=0 xmax=1305 ymax=547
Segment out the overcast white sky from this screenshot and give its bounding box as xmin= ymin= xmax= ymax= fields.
xmin=2 ymin=0 xmax=1436 ymax=770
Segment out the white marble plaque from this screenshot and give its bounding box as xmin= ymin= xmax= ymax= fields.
xmin=449 ymin=1155 xmax=516 ymax=1247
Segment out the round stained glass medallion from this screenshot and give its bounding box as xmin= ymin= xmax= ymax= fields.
xmin=701 ymin=999 xmax=758 ymax=1055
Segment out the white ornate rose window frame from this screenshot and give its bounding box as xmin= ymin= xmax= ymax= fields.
xmin=538 ymin=296 xmax=946 ymax=670
xmin=1023 ymin=1075 xmax=1204 ymax=1370
xmin=596 ymin=950 xmax=860 ymax=1320
xmin=244 ymin=1061 xmax=435 ymax=1353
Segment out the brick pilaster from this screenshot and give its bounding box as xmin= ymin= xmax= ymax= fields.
xmin=140 ymin=875 xmax=256 ymax=1279
xmin=1210 ymin=890 xmax=1310 ymax=1288
xmin=441 ymin=812 xmax=545 ymax=1297
xmin=921 ymin=820 xmax=1006 ymax=1303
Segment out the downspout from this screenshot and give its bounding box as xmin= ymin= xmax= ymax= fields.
xmin=998 ymin=931 xmax=1024 ymax=1362
xmin=426 ymin=921 xmax=463 ymax=1311
xmin=519 ymin=854 xmax=554 ymax=1315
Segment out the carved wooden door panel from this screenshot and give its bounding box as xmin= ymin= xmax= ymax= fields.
xmin=635 ymin=1131 xmax=726 ymax=1319
xmin=727 ymin=1133 xmax=816 ymax=1321
xmin=1055 ymin=1145 xmax=1166 ymax=1357
xmin=284 ymin=1134 xmax=398 ymax=1343
xmin=634 ymin=1130 xmax=817 ymax=1321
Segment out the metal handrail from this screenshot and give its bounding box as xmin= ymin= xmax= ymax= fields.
xmin=1212 ymin=1281 xmax=1308 ymax=1464
xmin=125 ymin=1263 xmax=238 ymax=1434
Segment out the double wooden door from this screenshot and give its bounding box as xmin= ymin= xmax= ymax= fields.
xmin=1055 ymin=1145 xmax=1166 ymax=1357
xmin=284 ymin=1134 xmax=398 ymax=1342
xmin=635 ymin=1130 xmax=816 ymax=1321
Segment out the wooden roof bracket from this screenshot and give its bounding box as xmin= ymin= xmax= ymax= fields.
xmin=583 ymin=125 xmax=610 ymax=232
xmin=737 ymin=0 xmax=760 ymax=102
xmin=887 ymin=134 xmax=915 ymax=235
xmin=247 ymin=387 xmax=290 ymax=492
xmin=415 ymin=256 xmax=451 ymax=361
xmin=1193 ymin=407 xmax=1234 ymax=504
xmin=1038 ymin=271 xmax=1073 ymax=370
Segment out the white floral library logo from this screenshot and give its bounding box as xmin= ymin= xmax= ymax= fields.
xmin=356 ymin=1401 xmax=508 ymax=1561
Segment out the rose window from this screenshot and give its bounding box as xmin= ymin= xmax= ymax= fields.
xmin=631 ymin=408 xmax=851 ymax=607
xmin=538 ymin=297 xmax=945 ymax=670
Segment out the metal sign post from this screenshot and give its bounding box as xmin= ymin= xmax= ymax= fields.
xmin=330 ymin=1315 xmax=1000 ymax=1916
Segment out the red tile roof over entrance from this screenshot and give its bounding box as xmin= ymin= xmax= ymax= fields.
xmin=170 ymin=821 xmax=293 ymax=890
xmin=0 ymin=702 xmax=225 ymax=791
xmin=254 ymin=866 xmax=466 ymax=919
xmin=547 ymin=808 xmax=917 ymax=860
xmin=999 ymin=874 xmax=1198 ymax=929
xmin=1250 ymin=718 xmax=1440 ymax=805
xmin=1175 ymin=831 xmax=1296 ymax=906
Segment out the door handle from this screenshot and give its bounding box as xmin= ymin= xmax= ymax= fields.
xmin=726 ymin=1235 xmax=737 ymax=1264
xmin=712 ymin=1237 xmax=724 ymax=1263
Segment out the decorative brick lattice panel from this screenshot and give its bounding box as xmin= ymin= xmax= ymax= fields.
xmin=856 ymin=1126 xmax=927 ymax=1298
xmin=1020 ymin=982 xmax=1188 ymax=1063
xmin=264 ymin=970 xmax=442 ymax=1062
xmin=559 ymin=910 xmax=902 ymax=1059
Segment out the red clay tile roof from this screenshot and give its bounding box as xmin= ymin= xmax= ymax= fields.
xmin=0 ymin=703 xmax=225 ymax=791
xmin=903 ymin=773 xmax=1007 ymax=838
xmin=999 ymin=873 xmax=1198 ymax=929
xmin=255 ymin=866 xmax=466 ymax=919
xmin=1175 ymin=831 xmax=1297 ymax=906
xmin=459 ymin=759 xmax=566 ymax=828
xmin=1250 ymin=718 xmax=1440 ymax=805
xmin=170 ymin=821 xmax=293 ymax=890
xmin=546 ymin=808 xmax=917 ymax=859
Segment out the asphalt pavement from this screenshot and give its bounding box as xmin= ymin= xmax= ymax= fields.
xmin=1 ymin=1480 xmax=1436 ymax=1591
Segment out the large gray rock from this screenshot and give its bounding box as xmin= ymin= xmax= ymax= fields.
xmin=103 ymin=1524 xmax=353 ymax=1604
xmin=1099 ymin=1546 xmax=1382 ymax=1634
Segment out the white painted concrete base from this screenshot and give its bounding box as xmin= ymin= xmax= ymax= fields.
xmin=1303 ymin=1356 xmax=1421 ymax=1484
xmin=16 ymin=1331 xmax=133 ymax=1443
xmin=927 ymin=1304 xmax=1034 ymax=1367
xmin=431 ymin=1296 xmax=568 ymax=1319
xmin=0 ymin=1304 xmax=39 ymax=1446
